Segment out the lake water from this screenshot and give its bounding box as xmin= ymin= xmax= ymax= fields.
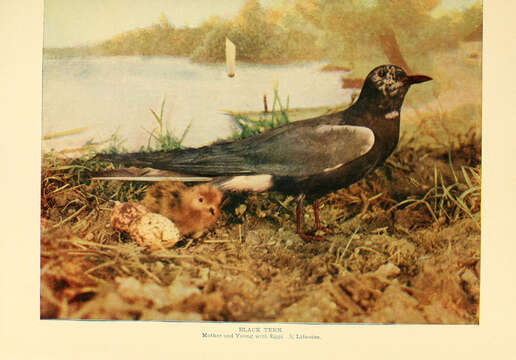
xmin=42 ymin=56 xmax=353 ymax=152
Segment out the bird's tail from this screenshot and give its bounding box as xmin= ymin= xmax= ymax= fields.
xmin=91 ymin=151 xmax=213 ymax=182
xmin=90 ymin=166 xmax=213 ymax=182
xmin=93 ymin=152 xmax=164 ymax=168
xmin=92 ymin=139 xmax=252 ymax=177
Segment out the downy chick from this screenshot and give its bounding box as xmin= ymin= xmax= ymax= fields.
xmin=141 ymin=182 xmax=222 ymax=236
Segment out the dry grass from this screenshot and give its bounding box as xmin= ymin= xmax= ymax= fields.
xmin=40 ymin=107 xmax=481 ymax=322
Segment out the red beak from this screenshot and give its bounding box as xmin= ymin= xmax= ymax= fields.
xmin=405 ymin=74 xmax=432 ymax=85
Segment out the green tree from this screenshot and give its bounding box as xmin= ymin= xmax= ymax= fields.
xmin=159 ymin=12 xmax=172 ymax=29
xmin=191 ymin=19 xmax=231 ymax=62
xmin=459 ymin=2 xmax=482 ymax=40
xmin=295 ymin=0 xmax=476 ymax=73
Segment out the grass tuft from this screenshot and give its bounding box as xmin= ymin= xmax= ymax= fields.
xmin=227 ymin=84 xmax=290 ymax=140
xmin=141 ymin=97 xmax=191 ymax=152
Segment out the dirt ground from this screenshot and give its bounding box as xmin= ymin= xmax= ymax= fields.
xmin=40 ymin=111 xmax=481 ymax=323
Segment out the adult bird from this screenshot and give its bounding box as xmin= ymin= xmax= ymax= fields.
xmin=94 ymin=64 xmax=431 ymax=241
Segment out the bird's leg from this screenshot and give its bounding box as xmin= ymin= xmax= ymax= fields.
xmin=295 ymin=194 xmax=327 ymax=242
xmin=296 ymin=194 xmax=305 ymax=235
xmin=313 ymin=199 xmax=321 ymax=230
xmin=312 ymin=199 xmax=335 ymax=235
xmin=359 ymin=191 xmax=370 ymax=218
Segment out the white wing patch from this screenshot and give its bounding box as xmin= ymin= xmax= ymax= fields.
xmin=220 ymin=174 xmax=273 ymax=192
xmin=315 ymin=125 xmax=337 ymax=134
xmin=314 ymin=125 xmax=375 ymax=174
xmin=316 ymin=125 xmax=375 ymax=155
xmin=352 ymin=126 xmax=375 ymax=155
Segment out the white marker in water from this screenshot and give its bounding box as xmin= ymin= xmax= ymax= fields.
xmin=226 ymin=37 xmax=236 ymax=78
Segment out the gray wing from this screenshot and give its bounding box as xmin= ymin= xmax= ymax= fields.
xmin=246 ymin=124 xmax=375 ymax=177
xmin=106 ymin=122 xmax=375 ymax=178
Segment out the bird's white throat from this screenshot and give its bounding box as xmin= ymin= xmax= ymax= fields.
xmin=385 ymin=110 xmax=399 ymax=119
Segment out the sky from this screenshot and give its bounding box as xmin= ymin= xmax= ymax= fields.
xmin=44 ymin=0 xmax=250 ymax=47
xmin=44 ymin=0 xmax=481 ymax=48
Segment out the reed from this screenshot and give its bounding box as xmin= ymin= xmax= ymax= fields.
xmin=227 ymin=84 xmax=290 ymax=140
xmin=142 ymin=97 xmax=191 ymax=152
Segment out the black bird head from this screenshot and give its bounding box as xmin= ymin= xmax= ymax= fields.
xmin=358 ymin=64 xmax=432 ymax=110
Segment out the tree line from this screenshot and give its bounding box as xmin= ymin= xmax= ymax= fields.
xmin=45 ymin=0 xmax=482 ymax=71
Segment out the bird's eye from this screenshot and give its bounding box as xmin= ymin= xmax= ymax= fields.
xmin=378 ymin=69 xmax=386 ymax=77
xmin=198 ymin=197 xmax=204 ymax=203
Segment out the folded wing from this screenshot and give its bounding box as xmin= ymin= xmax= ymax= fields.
xmin=128 ymin=122 xmax=375 ymax=178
